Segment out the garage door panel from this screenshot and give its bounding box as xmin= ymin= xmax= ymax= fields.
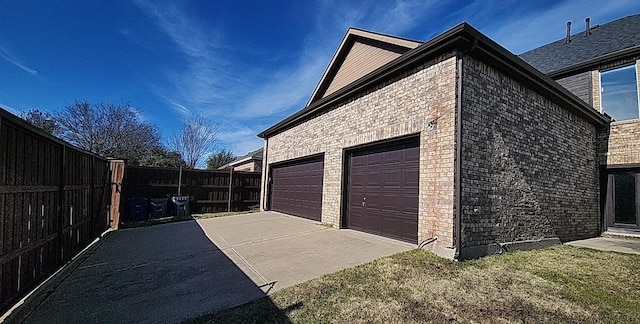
xmin=271 ymin=157 xmax=324 ymax=221
xmin=347 ymin=139 xmax=419 ymax=243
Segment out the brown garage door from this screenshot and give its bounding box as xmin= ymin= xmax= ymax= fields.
xmin=270 ymin=156 xmax=324 ymax=221
xmin=347 ymin=139 xmax=419 ymax=243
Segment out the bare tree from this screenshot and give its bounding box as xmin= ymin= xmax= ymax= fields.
xmin=170 ymin=116 xmax=218 ymax=168
xmin=21 ymin=109 xmax=61 ymax=136
xmin=56 ymin=100 xmax=161 ymax=162
xmin=206 ymin=149 xmax=236 ymax=169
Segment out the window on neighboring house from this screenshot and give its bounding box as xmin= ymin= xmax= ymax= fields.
xmin=600 ymin=64 xmax=639 ymax=121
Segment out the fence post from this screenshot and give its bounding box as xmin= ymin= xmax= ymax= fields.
xmin=57 ymin=145 xmax=66 ymax=262
xmin=109 ymin=160 xmax=125 ymax=229
xmin=90 ymin=155 xmax=95 ymax=236
xmin=227 ymin=169 xmax=233 ymax=212
xmin=178 ymin=166 xmax=182 ymax=196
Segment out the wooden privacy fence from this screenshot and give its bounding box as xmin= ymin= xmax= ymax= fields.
xmin=122 ymin=166 xmax=261 ymax=217
xmin=0 ymin=108 xmax=111 ymax=313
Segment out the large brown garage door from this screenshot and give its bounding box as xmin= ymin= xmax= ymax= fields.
xmin=270 ymin=156 xmax=324 ymax=221
xmin=347 ymin=139 xmax=419 ymax=243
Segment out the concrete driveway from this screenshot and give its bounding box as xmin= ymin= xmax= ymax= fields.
xmin=4 ymin=212 xmax=412 ymax=323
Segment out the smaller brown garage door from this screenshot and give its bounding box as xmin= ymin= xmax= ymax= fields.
xmin=346 ymin=139 xmax=419 ymax=243
xmin=270 ymin=156 xmax=324 ymax=221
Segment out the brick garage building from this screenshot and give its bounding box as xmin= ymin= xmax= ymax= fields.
xmin=258 ymin=23 xmax=609 ymax=259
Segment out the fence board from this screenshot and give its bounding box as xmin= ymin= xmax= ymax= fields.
xmin=121 ymin=166 xmax=261 ymax=219
xmin=0 ymin=108 xmax=111 ymax=313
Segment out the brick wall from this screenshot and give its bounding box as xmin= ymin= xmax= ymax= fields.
xmin=591 ymin=70 xmax=601 ymax=111
xmin=460 ymin=55 xmax=600 ymax=252
xmin=598 ymin=119 xmax=640 ymax=165
xmin=263 ymin=53 xmax=458 ymax=248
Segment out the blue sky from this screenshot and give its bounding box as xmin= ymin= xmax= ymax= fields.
xmin=1 ymin=1 xmax=639 ymax=157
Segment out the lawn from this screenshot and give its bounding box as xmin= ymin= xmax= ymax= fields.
xmin=189 ymin=245 xmax=640 ymax=323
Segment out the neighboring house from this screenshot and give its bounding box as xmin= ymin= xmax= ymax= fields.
xmin=257 ymin=16 xmax=634 ymax=259
xmin=519 ymin=14 xmax=640 ymax=237
xmin=218 ymin=148 xmax=263 ymax=172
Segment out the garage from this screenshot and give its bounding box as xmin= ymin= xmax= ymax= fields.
xmin=270 ymin=156 xmax=324 ymax=221
xmin=345 ymin=138 xmax=419 ymax=243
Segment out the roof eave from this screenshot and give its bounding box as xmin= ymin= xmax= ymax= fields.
xmin=259 ymin=23 xmax=609 ymax=138
xmin=258 ymin=23 xmax=471 ymax=138
xmin=461 ymin=25 xmax=610 ymax=126
xmin=547 ymin=45 xmax=640 ymax=79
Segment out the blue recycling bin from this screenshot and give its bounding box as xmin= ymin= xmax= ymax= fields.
xmin=127 ymin=198 xmax=149 ymax=222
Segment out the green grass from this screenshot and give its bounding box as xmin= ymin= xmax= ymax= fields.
xmin=120 ymin=210 xmax=256 ymax=228
xmin=188 ymin=245 xmax=640 ymax=323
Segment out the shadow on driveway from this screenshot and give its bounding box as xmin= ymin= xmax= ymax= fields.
xmin=6 ymin=221 xmax=292 ymax=323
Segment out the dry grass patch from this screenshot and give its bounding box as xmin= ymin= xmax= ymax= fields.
xmin=188 ymin=245 xmax=640 ymax=323
xmin=192 ymin=210 xmax=257 ymax=220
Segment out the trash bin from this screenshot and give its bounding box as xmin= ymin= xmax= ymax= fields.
xmin=127 ymin=198 xmax=149 ymax=222
xmin=149 ymin=198 xmax=169 ymax=219
xmin=171 ymin=196 xmax=190 ymax=217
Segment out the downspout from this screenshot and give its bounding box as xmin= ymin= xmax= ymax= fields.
xmin=262 ymin=137 xmax=269 ymax=211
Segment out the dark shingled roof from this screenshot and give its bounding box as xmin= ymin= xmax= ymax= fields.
xmin=519 ymin=14 xmax=640 ymax=74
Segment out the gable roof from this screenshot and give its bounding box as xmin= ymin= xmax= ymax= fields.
xmin=258 ymin=23 xmax=609 ymax=139
xmin=519 ymin=14 xmax=640 ymax=76
xmin=306 ymin=28 xmax=421 ymax=105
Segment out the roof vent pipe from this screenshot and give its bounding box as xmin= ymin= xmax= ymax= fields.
xmin=565 ymin=21 xmax=572 ymax=43
xmin=585 ymin=17 xmax=591 ymax=36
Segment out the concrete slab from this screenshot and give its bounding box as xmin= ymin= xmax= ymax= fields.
xmin=196 ymin=212 xmax=412 ymax=291
xmin=5 ymin=212 xmax=412 ymax=323
xmin=566 ymin=237 xmax=640 ymax=255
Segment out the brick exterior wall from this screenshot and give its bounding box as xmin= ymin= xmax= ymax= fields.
xmin=591 ymin=70 xmax=601 ymax=111
xmin=460 ymin=55 xmax=600 ymax=253
xmin=262 ymin=53 xmax=458 ymax=248
xmin=598 ymin=119 xmax=640 ymax=165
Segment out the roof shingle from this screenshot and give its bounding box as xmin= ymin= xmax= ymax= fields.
xmin=519 ymin=14 xmax=640 ymax=73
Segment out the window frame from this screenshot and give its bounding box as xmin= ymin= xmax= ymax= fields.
xmin=598 ymin=62 xmax=640 ymax=121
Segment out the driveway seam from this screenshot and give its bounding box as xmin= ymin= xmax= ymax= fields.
xmin=197 ymin=220 xmax=271 ymax=287
xmin=218 ymin=228 xmax=327 ymax=249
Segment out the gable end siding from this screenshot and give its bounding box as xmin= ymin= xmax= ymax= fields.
xmin=556 ymin=71 xmax=592 ymax=105
xmin=322 ymin=41 xmax=405 ymax=99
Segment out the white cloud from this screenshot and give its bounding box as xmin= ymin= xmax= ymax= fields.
xmin=237 ymin=0 xmax=435 ymax=118
xmin=133 ymin=0 xmax=237 ymax=115
xmin=0 ymin=45 xmax=38 ymax=75
xmin=216 ymin=123 xmax=262 ymax=156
